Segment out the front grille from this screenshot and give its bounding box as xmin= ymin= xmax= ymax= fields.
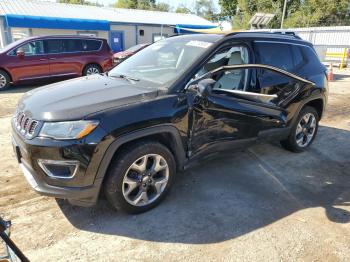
xmin=14 ymin=112 xmax=39 ymax=138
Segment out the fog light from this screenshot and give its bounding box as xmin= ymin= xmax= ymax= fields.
xmin=37 ymin=159 xmax=79 ymax=179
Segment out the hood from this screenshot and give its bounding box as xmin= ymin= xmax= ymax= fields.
xmin=17 ymin=74 xmax=159 ymax=121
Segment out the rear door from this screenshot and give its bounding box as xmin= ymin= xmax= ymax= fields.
xmin=189 ymin=65 xmax=310 ymax=155
xmin=45 ymin=38 xmax=82 ymax=77
xmin=7 ymin=40 xmax=49 ymax=82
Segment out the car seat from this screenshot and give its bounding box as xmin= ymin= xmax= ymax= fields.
xmin=214 ymin=52 xmax=244 ymax=90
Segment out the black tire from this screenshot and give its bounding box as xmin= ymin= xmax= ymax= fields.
xmin=83 ymin=64 xmax=102 ymax=76
xmin=104 ymin=141 xmax=176 ymax=214
xmin=281 ymin=106 xmax=319 ymax=152
xmin=0 ymin=70 xmax=11 ymax=91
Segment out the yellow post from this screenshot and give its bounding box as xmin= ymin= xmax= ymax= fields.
xmin=340 ymin=48 xmax=347 ymax=69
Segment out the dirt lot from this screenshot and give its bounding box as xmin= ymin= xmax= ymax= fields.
xmin=0 ymin=72 xmax=349 ymax=261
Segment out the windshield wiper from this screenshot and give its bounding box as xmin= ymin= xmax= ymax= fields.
xmin=110 ymin=74 xmax=140 ymax=82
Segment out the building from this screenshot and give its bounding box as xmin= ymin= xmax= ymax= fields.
xmin=0 ymin=0 xmax=215 ymax=51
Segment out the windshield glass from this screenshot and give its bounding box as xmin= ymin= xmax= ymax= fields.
xmin=126 ymin=44 xmax=146 ymax=52
xmin=1 ymin=38 xmax=27 ymax=53
xmin=109 ymin=37 xmax=213 ymax=86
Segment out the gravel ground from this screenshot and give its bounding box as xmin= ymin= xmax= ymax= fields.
xmin=0 ymin=71 xmax=349 ymax=261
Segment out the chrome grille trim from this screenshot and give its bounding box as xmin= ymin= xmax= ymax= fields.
xmin=13 ymin=112 xmax=40 ymax=139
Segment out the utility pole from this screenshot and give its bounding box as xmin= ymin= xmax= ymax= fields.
xmin=281 ymin=0 xmax=287 ymax=29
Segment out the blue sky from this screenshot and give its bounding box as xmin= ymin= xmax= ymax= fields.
xmin=94 ymin=0 xmax=220 ymax=11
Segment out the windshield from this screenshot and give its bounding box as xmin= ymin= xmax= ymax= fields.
xmin=109 ymin=37 xmax=213 ymax=86
xmin=1 ymin=38 xmax=28 ymax=53
xmin=126 ymin=44 xmax=146 ymax=53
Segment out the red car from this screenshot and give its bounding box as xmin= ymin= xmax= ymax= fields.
xmin=113 ymin=43 xmax=150 ymax=65
xmin=0 ymin=35 xmax=113 ymax=90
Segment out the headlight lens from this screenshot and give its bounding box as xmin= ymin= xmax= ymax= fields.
xmin=39 ymin=120 xmax=99 ymax=140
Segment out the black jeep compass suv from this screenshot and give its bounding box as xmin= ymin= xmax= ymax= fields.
xmin=12 ymin=32 xmax=328 ymax=213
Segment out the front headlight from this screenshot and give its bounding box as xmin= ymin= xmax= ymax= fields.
xmin=39 ymin=120 xmax=99 ymax=140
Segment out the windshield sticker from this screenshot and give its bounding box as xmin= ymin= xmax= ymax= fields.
xmin=186 ymin=40 xmax=212 ymax=49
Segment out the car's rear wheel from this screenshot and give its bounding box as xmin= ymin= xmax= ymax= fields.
xmin=83 ymin=64 xmax=102 ymax=76
xmin=281 ymin=106 xmax=319 ymax=152
xmin=104 ymin=141 xmax=176 ymax=214
xmin=0 ymin=70 xmax=11 ymax=91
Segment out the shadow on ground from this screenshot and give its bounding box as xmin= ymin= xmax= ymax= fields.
xmin=1 ymin=85 xmax=36 ymax=94
xmin=333 ymin=73 xmax=350 ymax=81
xmin=57 ymin=125 xmax=350 ymax=244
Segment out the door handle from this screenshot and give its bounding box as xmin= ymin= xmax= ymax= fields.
xmin=39 ymin=58 xmax=47 ymax=61
xmin=49 ymin=58 xmax=56 ymax=60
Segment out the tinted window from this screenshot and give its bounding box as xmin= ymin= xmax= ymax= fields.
xmin=255 ymin=42 xmax=293 ymax=71
xmin=255 ymin=68 xmax=293 ymax=95
xmin=47 ymin=39 xmax=64 ymax=54
xmin=63 ymin=39 xmax=82 ymax=52
xmin=291 ymin=45 xmax=304 ymax=69
xmin=81 ymin=40 xmax=102 ymax=51
xmin=10 ymin=41 xmax=44 ymax=56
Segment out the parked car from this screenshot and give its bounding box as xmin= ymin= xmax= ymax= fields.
xmin=0 ymin=35 xmax=113 ymax=90
xmin=113 ymin=43 xmax=150 ymax=64
xmin=12 ymin=33 xmax=328 ymax=213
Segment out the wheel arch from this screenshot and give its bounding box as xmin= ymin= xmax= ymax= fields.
xmin=95 ymin=125 xmax=187 ymax=183
xmin=304 ymin=98 xmax=324 ymax=120
xmin=291 ymin=96 xmax=325 ymax=127
xmin=0 ymin=67 xmax=13 ymax=82
xmin=82 ymin=63 xmax=103 ymax=75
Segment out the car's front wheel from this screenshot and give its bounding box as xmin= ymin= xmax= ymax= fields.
xmin=104 ymin=141 xmax=176 ymax=214
xmin=281 ymin=106 xmax=319 ymax=152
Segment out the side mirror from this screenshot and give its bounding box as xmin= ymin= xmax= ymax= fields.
xmin=197 ymin=78 xmax=216 ymax=97
xmin=16 ymin=50 xmax=25 ymax=58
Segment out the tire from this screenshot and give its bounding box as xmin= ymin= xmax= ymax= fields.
xmin=104 ymin=141 xmax=176 ymax=214
xmin=0 ymin=70 xmax=11 ymax=91
xmin=83 ymin=64 xmax=102 ymax=76
xmin=281 ymin=106 xmax=319 ymax=152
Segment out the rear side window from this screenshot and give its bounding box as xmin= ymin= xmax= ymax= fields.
xmin=291 ymin=45 xmax=304 ymax=69
xmin=46 ymin=39 xmax=64 ymax=54
xmin=255 ymin=42 xmax=294 ymax=71
xmin=81 ymin=40 xmax=102 ymax=51
xmin=63 ymin=39 xmax=82 ymax=52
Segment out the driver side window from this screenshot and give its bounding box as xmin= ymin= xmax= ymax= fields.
xmin=10 ymin=41 xmax=44 ymax=56
xmin=195 ymin=45 xmax=249 ymax=91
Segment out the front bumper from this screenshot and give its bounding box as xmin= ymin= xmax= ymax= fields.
xmin=11 ymin=124 xmax=108 ymax=207
xmin=18 ymin=159 xmax=100 ymax=206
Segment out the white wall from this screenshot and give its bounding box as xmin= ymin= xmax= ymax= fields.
xmin=137 ymin=25 xmax=175 ymax=44
xmin=0 ymin=17 xmax=5 ymax=48
xmin=30 ymin=28 xmax=109 ymax=40
xmin=110 ymin=24 xmax=136 ymax=49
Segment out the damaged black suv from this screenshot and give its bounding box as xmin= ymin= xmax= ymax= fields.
xmin=12 ymin=33 xmax=328 ymax=213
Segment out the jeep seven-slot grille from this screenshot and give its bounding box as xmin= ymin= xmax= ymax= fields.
xmin=14 ymin=112 xmax=39 ymax=137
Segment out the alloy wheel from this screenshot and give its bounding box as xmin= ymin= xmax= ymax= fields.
xmin=86 ymin=67 xmax=100 ymax=75
xmin=0 ymin=74 xmax=7 ymax=88
xmin=122 ymin=154 xmax=169 ymax=207
xmin=295 ymin=112 xmax=317 ymax=147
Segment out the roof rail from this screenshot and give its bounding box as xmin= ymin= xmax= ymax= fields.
xmin=225 ymin=31 xmax=302 ymax=40
xmin=272 ymin=31 xmax=301 ymax=39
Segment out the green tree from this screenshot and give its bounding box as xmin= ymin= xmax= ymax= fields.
xmin=153 ymin=2 xmax=171 ymax=12
xmin=195 ymin=0 xmax=217 ymax=21
xmin=284 ymin=0 xmax=350 ymax=27
xmin=219 ymin=0 xmax=350 ymax=29
xmin=113 ymin=0 xmax=137 ymax=8
xmin=58 ymin=0 xmax=102 ymax=6
xmin=175 ymin=4 xmax=191 ymax=14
